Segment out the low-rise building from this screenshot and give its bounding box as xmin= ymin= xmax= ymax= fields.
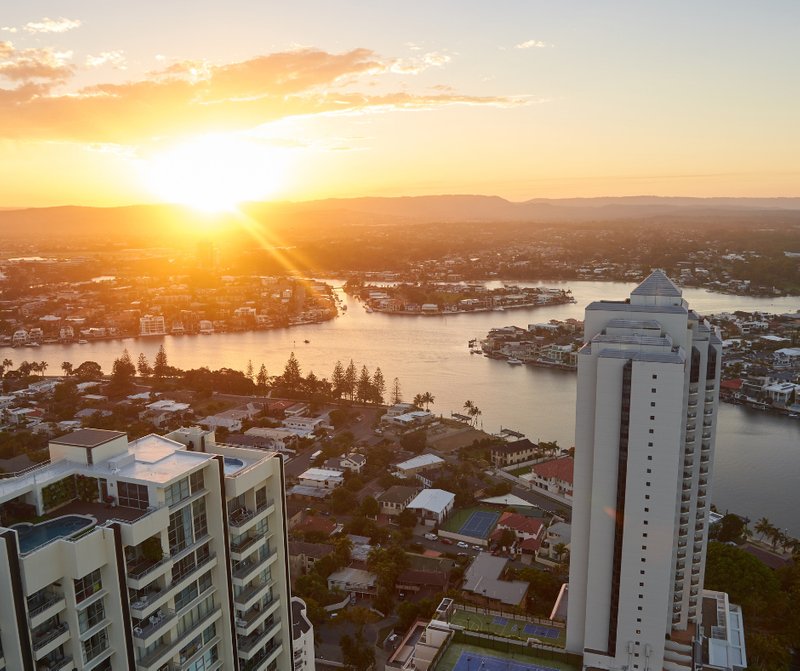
xmin=288 ymin=540 xmax=335 ymax=577
xmin=376 ymin=485 xmax=420 ymax=517
xmin=406 ymin=488 xmax=455 ymax=526
xmin=326 ymin=567 xmax=377 ymax=597
xmin=524 ymin=455 xmax=574 ymax=500
xmin=282 ymin=416 xmax=325 ymax=437
xmin=297 ymin=468 xmax=344 ymax=490
xmin=490 ymin=438 xmax=538 ymax=468
xmin=462 ymin=553 xmax=529 ymax=607
xmin=393 ymin=454 xmax=445 ymax=478
xmin=322 ymin=453 xmax=366 ymax=474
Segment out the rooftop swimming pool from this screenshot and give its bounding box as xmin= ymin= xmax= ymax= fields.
xmin=223 ymin=457 xmax=246 ymax=475
xmin=12 ymin=514 xmax=97 ymax=554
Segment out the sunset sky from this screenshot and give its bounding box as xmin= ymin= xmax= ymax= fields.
xmin=2 ymin=1 xmax=799 ymax=208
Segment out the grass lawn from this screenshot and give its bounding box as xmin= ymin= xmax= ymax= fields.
xmin=508 ymin=465 xmax=531 ymax=477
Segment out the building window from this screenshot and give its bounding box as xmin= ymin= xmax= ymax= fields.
xmin=646 ymin=468 xmax=652 ymax=474
xmin=166 ymin=478 xmax=191 ymax=506
xmin=78 ymin=599 xmax=106 ymax=633
xmin=647 ymin=455 xmax=652 ymax=460
xmin=641 ymin=545 xmax=647 ymax=550
xmin=648 ymin=442 xmax=653 ymax=447
xmin=117 ymin=481 xmax=149 ymax=510
xmin=82 ymin=627 xmax=109 ymax=663
xmin=650 ymin=402 xmax=656 ymax=407
xmin=648 ymin=429 xmax=654 ymax=434
xmin=651 ymin=388 xmax=656 ymax=393
xmin=652 ymin=374 xmax=658 ymax=379
xmin=650 ymin=415 xmax=655 ymax=420
xmin=190 ymin=470 xmax=204 ymax=493
xmin=74 ymin=569 xmax=102 ymax=603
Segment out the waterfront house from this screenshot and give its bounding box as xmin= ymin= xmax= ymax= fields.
xmin=489 ymin=438 xmax=538 ymax=468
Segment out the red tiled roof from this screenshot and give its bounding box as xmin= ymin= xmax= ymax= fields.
xmin=295 ymin=515 xmax=336 ymax=536
xmin=497 ymin=512 xmax=544 ymax=536
xmin=532 ymin=456 xmax=574 ymax=486
xmin=520 ymin=536 xmax=544 ymax=553
xmin=720 ymin=379 xmax=743 ymax=390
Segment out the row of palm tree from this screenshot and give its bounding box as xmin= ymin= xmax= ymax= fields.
xmin=412 ymin=391 xmax=435 ymax=410
xmin=462 ymin=400 xmax=482 ymax=427
xmin=0 ymin=359 xmax=48 ymax=377
xmin=753 ymin=517 xmax=799 ymax=553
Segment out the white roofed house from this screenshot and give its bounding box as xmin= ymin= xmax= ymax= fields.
xmin=406 ymin=488 xmax=455 ymax=526
xmin=297 ymin=468 xmax=344 ymax=490
xmin=773 ymin=347 xmax=800 ymax=369
xmin=393 ymin=454 xmax=444 ymax=478
xmin=281 ymin=415 xmax=325 ymax=437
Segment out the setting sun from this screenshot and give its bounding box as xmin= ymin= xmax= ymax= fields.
xmin=142 ymin=135 xmax=286 ymax=212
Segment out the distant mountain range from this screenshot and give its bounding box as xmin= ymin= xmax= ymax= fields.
xmin=1 ymin=195 xmax=799 ymax=240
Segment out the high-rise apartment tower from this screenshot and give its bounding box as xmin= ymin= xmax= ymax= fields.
xmin=567 ymin=270 xmax=738 ymax=671
xmin=0 ymin=426 xmax=292 ymax=671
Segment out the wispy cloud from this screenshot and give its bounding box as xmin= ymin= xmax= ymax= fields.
xmin=85 ymin=50 xmax=126 ymax=69
xmin=23 ymin=17 xmax=81 ymax=34
xmin=0 ymin=47 xmax=530 ymax=143
xmin=516 ymin=39 xmax=549 ymax=49
xmin=390 ymin=51 xmax=452 ymax=74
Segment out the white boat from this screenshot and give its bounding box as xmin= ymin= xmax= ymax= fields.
xmin=77 ymin=339 xmax=88 ymax=344
xmin=507 ymin=358 xmax=523 ymax=365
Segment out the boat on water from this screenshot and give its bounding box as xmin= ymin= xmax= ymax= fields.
xmin=304 ymin=339 xmax=310 ymax=344
xmin=365 ymin=306 xmax=374 ymax=313
xmin=77 ymin=339 xmax=88 ymax=344
xmin=507 ymin=357 xmax=523 ymax=365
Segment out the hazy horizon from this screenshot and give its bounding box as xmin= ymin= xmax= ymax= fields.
xmin=1 ymin=1 xmax=799 ymax=210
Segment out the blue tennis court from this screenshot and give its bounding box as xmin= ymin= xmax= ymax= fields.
xmin=523 ymin=624 xmax=560 ymax=639
xmin=459 ymin=511 xmax=500 ymax=539
xmin=452 ymin=651 xmax=559 ymax=671
xmin=493 ymin=616 xmax=508 ymax=626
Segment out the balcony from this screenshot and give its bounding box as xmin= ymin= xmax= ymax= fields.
xmin=242 ymin=641 xmax=281 ymax=671
xmin=172 ymin=551 xmax=217 ymax=588
xmin=688 ymin=400 xmax=698 ymax=408
xmin=39 ymin=655 xmax=72 ymax=671
xmin=229 ymin=507 xmax=257 ymax=531
xmin=133 ymin=609 xmax=176 ymax=643
xmin=33 ymin=622 xmax=69 ymax=651
xmin=230 ymin=533 xmax=261 ymax=556
xmin=28 ymin=593 xmax=66 ymax=627
xmin=130 ymin=586 xmax=169 ymax=618
xmin=680 ymin=516 xmax=689 ymax=526
xmin=237 ymin=596 xmax=280 ymax=637
xmin=706 ymin=382 xmax=716 ymax=391
xmin=235 ymin=580 xmax=273 ymax=610
xmin=239 ymin=618 xmax=276 ymax=654
xmin=128 ymin=557 xmax=172 ymax=590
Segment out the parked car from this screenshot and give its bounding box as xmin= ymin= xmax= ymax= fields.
xmin=472 ymin=545 xmax=482 ymax=551
xmin=440 ymin=538 xmax=453 ymax=545
xmin=457 ymin=541 xmax=469 ymax=548
xmin=424 ymin=533 xmax=438 ymax=541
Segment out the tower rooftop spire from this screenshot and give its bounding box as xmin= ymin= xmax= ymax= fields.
xmin=631 ymin=269 xmax=682 ymax=298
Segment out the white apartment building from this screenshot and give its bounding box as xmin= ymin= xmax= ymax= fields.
xmin=0 ymin=425 xmax=294 ymax=671
xmin=139 ymin=315 xmax=167 ymax=337
xmin=567 ymin=271 xmax=745 ymax=671
xmin=290 ymin=597 xmax=315 ymax=671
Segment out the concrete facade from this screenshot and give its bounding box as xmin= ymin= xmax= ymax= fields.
xmin=567 ymin=271 xmax=727 ymax=671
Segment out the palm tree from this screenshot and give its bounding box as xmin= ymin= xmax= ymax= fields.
xmin=421 ymin=391 xmax=435 ymax=411
xmin=463 ymin=400 xmax=474 ymax=414
xmin=61 ymin=361 xmax=73 ymax=377
xmin=755 ymin=517 xmax=773 ymax=542
xmin=0 ymin=358 xmax=12 ymax=377
xmin=412 ymin=393 xmax=425 ymax=409
xmin=469 ymin=405 xmax=482 ymax=427
xmin=39 ymin=360 xmax=48 ymax=377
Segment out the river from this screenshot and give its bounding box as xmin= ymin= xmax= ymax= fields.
xmin=9 ymin=280 xmax=800 ymax=534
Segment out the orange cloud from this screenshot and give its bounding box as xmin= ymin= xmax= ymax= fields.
xmin=0 ymin=42 xmax=74 ymax=82
xmin=0 ymin=48 xmax=526 ymax=142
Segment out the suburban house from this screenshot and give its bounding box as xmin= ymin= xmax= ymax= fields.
xmin=490 ymin=438 xmax=539 ymax=468
xmin=524 ymin=455 xmax=574 ymax=500
xmin=327 ymin=567 xmax=377 ymax=597
xmin=406 ymin=488 xmax=455 ymax=526
xmin=376 ymin=485 xmax=420 ymax=517
xmin=323 ymin=453 xmax=367 ymax=474
xmin=282 ymin=415 xmax=326 ymax=436
xmin=394 ymin=454 xmax=445 ymax=478
xmin=462 ymin=553 xmax=529 ymax=607
xmin=288 ymin=540 xmax=335 ymax=577
xmin=244 ymin=426 xmax=298 ymax=450
xmin=395 ymin=569 xmax=448 ymax=595
xmin=381 ymin=410 xmax=435 ymax=430
xmin=537 ymin=521 xmax=572 ymax=566
xmin=297 ymin=467 xmax=345 ymax=490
